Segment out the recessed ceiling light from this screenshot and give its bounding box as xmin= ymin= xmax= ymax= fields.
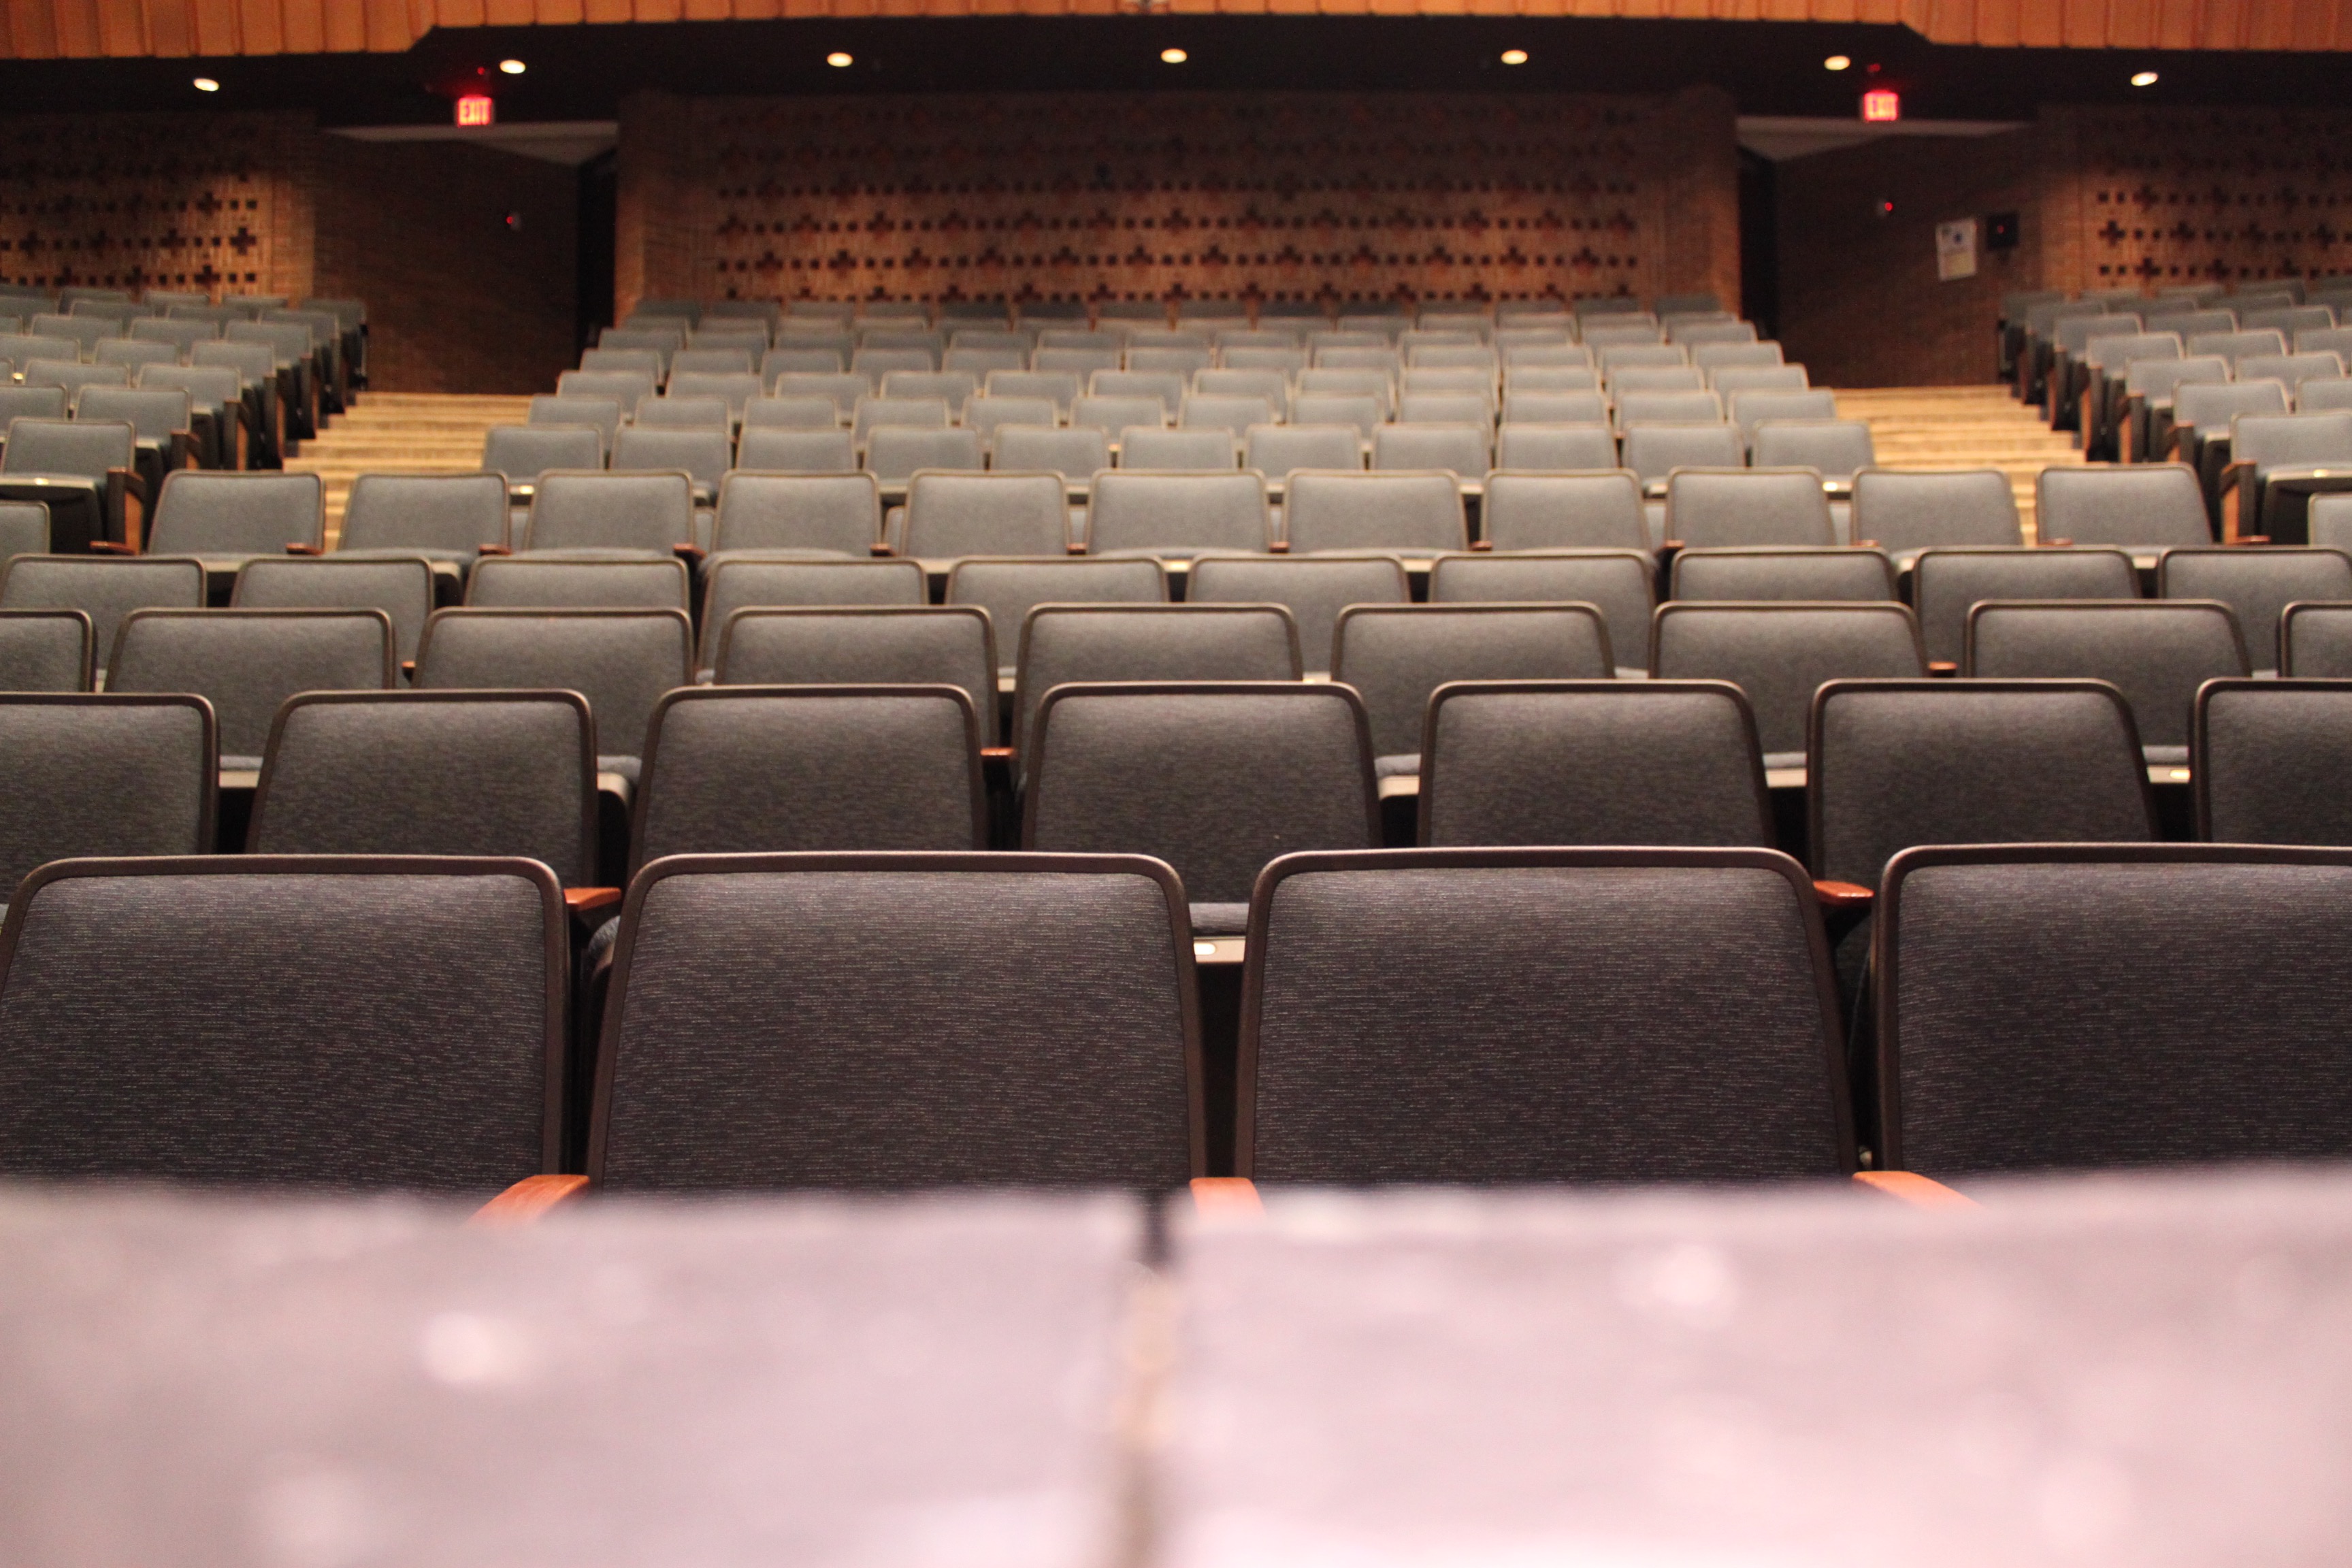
xmin=1823 ymin=54 xmax=1851 ymax=71
xmin=2131 ymin=69 xmax=2159 ymax=86
xmin=826 ymin=51 xmax=853 ymax=67
xmin=1160 ymin=47 xmax=1188 ymax=63
xmin=1499 ymin=49 xmax=1528 ymax=65
xmin=498 ymin=58 xmax=525 ymax=75
xmin=192 ymin=76 xmax=219 ymax=92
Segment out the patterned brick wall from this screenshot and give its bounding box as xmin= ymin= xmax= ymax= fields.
xmin=617 ymin=88 xmax=1740 ymax=318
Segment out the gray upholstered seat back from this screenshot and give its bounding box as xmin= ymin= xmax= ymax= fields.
xmin=1963 ymin=601 xmax=2248 ymax=749
xmin=110 ymin=608 xmax=395 ymax=761
xmin=1245 ymin=425 xmax=1363 ymax=482
xmin=0 ymin=555 xmax=204 ymax=671
xmin=1284 ymin=471 xmax=1466 ymax=555
xmin=1187 ymin=555 xmax=1407 ymax=676
xmin=611 ymin=430 xmax=730 ymax=491
xmin=1910 ymin=546 xmax=2138 ymax=666
xmin=527 ymin=393 xmax=623 ymax=451
xmin=0 ymin=610 xmax=91 ymax=692
xmin=148 ymin=470 xmax=325 ymax=555
xmin=946 ymin=558 xmax=1166 ymax=665
xmin=1118 ymin=427 xmax=1234 ymax=475
xmin=525 ymin=472 xmax=696 ymax=553
xmin=2035 ymin=464 xmax=2212 ymax=549
xmin=249 ymin=691 xmax=596 ymax=886
xmin=1241 ymin=847 xmax=1852 ymax=1183
xmin=590 ymin=853 xmax=1199 ymax=1190
xmin=1619 ymin=423 xmax=1744 ymax=483
xmin=1848 ymin=468 xmax=2023 ymax=557
xmin=1332 ymin=604 xmax=1614 ymax=763
xmin=991 ymin=426 xmax=1111 ymax=484
xmin=1013 ymin=605 xmax=1301 ymax=756
xmin=732 ymin=426 xmax=858 ymax=475
xmin=899 ymin=472 xmax=1067 ymax=559
xmin=2232 ymin=411 xmax=2352 ymax=476
xmin=634 ymin=687 xmax=985 ymax=873
xmin=0 ymin=500 xmax=50 ymax=559
xmin=715 ymin=608 xmax=995 ymax=745
xmin=1372 ymin=425 xmax=1490 ymax=478
xmin=1024 ymin=683 xmax=1378 ymax=909
xmin=2172 ymin=378 xmax=2289 ymax=433
xmin=1671 ymin=546 xmax=1893 ymax=602
xmin=483 ymin=424 xmax=602 ymax=480
xmin=2159 ymin=547 xmax=2352 ymax=671
xmin=1810 ymin=681 xmax=2155 ymax=890
xmin=1749 ymin=420 xmax=1874 ymax=481
xmin=0 ymin=694 xmax=212 ymax=896
xmin=1427 ymin=550 xmax=1653 ymax=669
xmin=231 ymin=557 xmax=436 ymax=664
xmin=338 ymin=472 xmax=509 ymax=557
xmin=464 ymin=557 xmax=691 ymax=612
xmin=414 ymin=608 xmax=691 ymax=766
xmin=1492 ymin=425 xmax=1620 ymax=474
xmin=1480 ymin=471 xmax=1648 ymax=553
xmin=866 ymin=429 xmax=985 ymax=485
xmin=0 ymin=855 xmax=563 ymax=1186
xmin=2281 ymin=602 xmax=2352 ymax=675
xmin=1650 ymin=603 xmax=1925 ymax=758
xmin=1879 ymin=846 xmax=2352 ymax=1176
xmin=1085 ymin=471 xmax=1268 ymax=557
xmin=2195 ymin=680 xmax=2352 ymax=845
xmin=0 ymin=419 xmax=131 ymax=484
xmin=698 ymin=559 xmax=924 ymax=666
xmin=1421 ymin=682 xmax=1770 ymax=849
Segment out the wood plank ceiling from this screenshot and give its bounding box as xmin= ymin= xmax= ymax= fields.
xmin=3 ymin=0 xmax=2350 ymax=59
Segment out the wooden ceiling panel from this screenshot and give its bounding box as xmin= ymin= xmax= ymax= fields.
xmin=5 ymin=0 xmax=2352 ymax=57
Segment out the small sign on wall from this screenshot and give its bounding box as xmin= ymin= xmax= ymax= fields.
xmin=1936 ymin=218 xmax=1979 ymax=282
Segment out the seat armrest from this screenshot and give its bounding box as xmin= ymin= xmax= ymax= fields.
xmin=1927 ymin=661 xmax=1958 ymax=678
xmin=1064 ymin=540 xmax=1088 ymax=555
xmin=476 ymin=543 xmax=512 ymax=557
xmin=2230 ymin=534 xmax=2272 ymax=546
xmin=1853 ymin=1171 xmax=1977 ymax=1209
xmin=564 ymin=886 xmax=623 ymax=917
xmin=672 ymin=542 xmax=705 ymax=563
xmin=1470 ymin=539 xmax=1493 ymax=551
xmin=1267 ymin=539 xmax=1290 ymax=554
xmin=979 ymin=745 xmax=1015 ymax=762
xmin=1812 ymin=880 xmax=1874 ymax=909
xmin=88 ymin=540 xmax=140 ymax=556
xmin=1190 ymin=1177 xmax=1262 ymax=1218
xmin=284 ymin=542 xmax=323 ymax=556
xmin=470 ymin=1173 xmax=591 ymax=1226
xmin=2041 ymin=536 xmax=2074 ymax=548
xmin=868 ymin=540 xmax=895 ymax=557
xmin=1854 ymin=538 xmax=1879 ymax=549
xmin=399 ymin=659 xmax=415 ymax=681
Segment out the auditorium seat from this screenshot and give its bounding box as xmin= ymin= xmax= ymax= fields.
xmin=1237 ymin=846 xmax=1851 ymax=1182
xmin=1490 ymin=423 xmax=1617 ymax=471
xmin=1605 ymin=365 xmax=1705 ymax=397
xmin=740 ymin=394 xmax=843 ymax=431
xmin=1071 ymin=393 xmax=1168 ymax=434
xmin=1183 ymin=555 xmax=1401 ymax=678
xmin=1013 ymin=604 xmax=1300 ymax=759
xmin=2036 ymin=463 xmax=2215 ymax=557
xmin=1371 ymin=423 xmax=1490 ymax=479
xmin=0 ymin=419 xmax=138 ymax=554
xmin=1846 ymin=468 xmax=2021 ymax=566
xmin=1426 ymin=549 xmax=1653 ymax=674
xmin=2157 ymin=546 xmax=2352 ymax=671
xmin=1120 ymin=427 xmax=1237 ymax=471
xmin=2223 ymin=410 xmax=2352 ymax=540
xmin=466 ymin=557 xmax=691 ymax=612
xmin=231 ymin=557 xmax=434 ymax=666
xmin=0 ymin=498 xmax=45 ymax=557
xmin=1909 ymin=545 xmax=2138 ymax=668
xmin=986 ymin=369 xmax=1081 ymax=414
xmin=1418 ymin=681 xmax=1770 ymax=847
xmin=1612 ymin=389 xmax=1720 ymax=430
xmin=484 ymin=427 xmax=604 ymax=508
xmin=1283 ymin=470 xmax=1467 ymax=555
xmin=1620 ymin=424 xmax=1744 ymax=500
xmin=1874 ymin=844 xmax=2352 ymax=1177
xmin=1087 ymin=470 xmax=1270 ymax=557
xmin=631 ymin=393 xmax=731 ymax=431
xmin=879 ymin=370 xmax=979 ymax=409
xmin=716 ymin=607 xmax=996 ymax=744
xmin=0 ymin=692 xmax=212 ymax=913
xmin=946 ymin=557 xmax=1166 ymax=675
xmin=1478 ymin=470 xmax=1648 ymax=553
xmin=0 ymin=855 xmax=564 ymax=1186
xmin=1652 ymin=602 xmax=1924 ymax=770
xmin=770 ymin=370 xmax=866 ymax=418
xmin=521 ymin=470 xmax=697 ymax=559
xmin=895 ymin=470 xmax=1066 ymax=559
xmin=0 ymin=610 xmax=91 ymax=691
xmin=1749 ymin=419 xmax=1874 ymax=488
xmin=248 ymin=689 xmax=598 ymax=888
xmin=0 ymin=385 xmax=69 ymax=437
xmin=610 ymin=427 xmax=730 ymax=509
xmin=1671 ymin=545 xmax=1893 ymax=601
xmin=1331 ymin=603 xmax=1613 ymax=779
xmin=333 ymin=471 xmax=510 ymax=595
xmin=1024 ymin=682 xmax=1378 ymax=935
xmin=2314 ymin=493 xmax=2352 ymax=552
xmin=1662 ymin=467 xmax=1835 ymax=548
xmin=1963 ymin=599 xmax=2249 ymax=766
xmin=963 ymin=395 xmax=1058 ymax=446
xmin=0 ymin=554 xmax=203 ymax=686
xmin=110 ymin=607 xmax=395 ymax=769
xmin=587 ymin=852 xmax=1200 ymax=1189
xmin=2193 ymin=679 xmax=2352 ymax=845
xmin=557 ymin=368 xmax=659 ymax=415
xmin=993 ymin=425 xmax=1113 ymax=488
xmin=734 ymin=425 xmax=855 ymax=472
xmin=1245 ymin=424 xmax=1362 ymax=483
xmin=414 ymin=607 xmax=691 ymax=786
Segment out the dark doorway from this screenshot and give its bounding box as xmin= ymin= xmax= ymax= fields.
xmin=1737 ymin=146 xmax=1779 ymax=340
xmin=576 ymin=148 xmax=618 ymax=354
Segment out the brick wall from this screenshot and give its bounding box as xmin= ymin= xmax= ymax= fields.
xmin=613 ymin=88 xmax=1742 ymax=322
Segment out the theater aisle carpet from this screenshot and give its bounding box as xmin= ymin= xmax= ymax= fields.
xmin=1835 ymin=386 xmax=2087 ymax=542
xmin=286 ymin=393 xmax=534 ymax=545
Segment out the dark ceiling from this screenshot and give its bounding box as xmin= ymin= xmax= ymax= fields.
xmin=0 ymin=16 xmax=2347 ymax=129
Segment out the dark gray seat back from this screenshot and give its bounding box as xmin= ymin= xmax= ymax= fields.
xmin=1910 ymin=546 xmax=2139 ymax=666
xmin=0 ymin=693 xmax=214 ymax=897
xmin=1241 ymin=847 xmax=1853 ymax=1182
xmin=945 ymin=557 xmax=1167 ymax=669
xmin=1428 ymin=551 xmax=1654 ymax=670
xmin=1671 ymin=546 xmax=1894 ymax=602
xmin=1333 ymin=604 xmax=1616 ymax=766
xmin=2159 ymin=546 xmax=2352 ymax=671
xmin=414 ymin=608 xmax=693 ymax=768
xmin=1651 ymin=603 xmax=1925 ymax=759
xmin=231 ymin=557 xmax=436 ymax=664
xmin=715 ymin=607 xmax=996 ymax=742
xmin=2036 ymin=464 xmax=2212 ymax=550
xmin=524 ymin=472 xmax=696 ymax=554
xmin=1084 ymin=471 xmax=1269 ymax=557
xmin=0 ymin=610 xmax=91 ymax=691
xmin=1013 ymin=604 xmax=1301 ymax=757
xmin=589 ymin=852 xmax=1200 ymax=1190
xmin=1479 ymin=471 xmax=1648 ymax=553
xmin=0 ymin=555 xmax=204 ymax=674
xmin=109 ymin=608 xmax=396 ymax=762
xmin=465 ymin=557 xmax=692 ymax=612
xmin=1963 ymin=600 xmax=2249 ymax=751
xmin=1180 ymin=554 xmax=1405 ymax=675
xmin=1663 ymin=469 xmax=1835 ymax=549
xmin=338 ymin=472 xmax=509 ymax=559
xmin=2195 ymin=679 xmax=2352 ymax=845
xmin=148 ymin=470 xmax=325 ymax=556
xmin=1284 ymin=471 xmax=1467 ymax=555
xmin=1848 ymin=468 xmax=2023 ymax=557
xmin=710 ymin=472 xmax=881 ymax=556
xmin=2281 ymin=601 xmax=2352 ymax=676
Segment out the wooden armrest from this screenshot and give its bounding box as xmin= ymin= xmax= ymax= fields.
xmin=1853 ymin=1171 xmax=1977 ymax=1209
xmin=868 ymin=540 xmax=896 ymax=557
xmin=1267 ymin=539 xmax=1290 ymax=554
xmin=1812 ymin=880 xmax=1874 ymax=909
xmin=110 ymin=467 xmax=149 ymax=505
xmin=2222 ymin=459 xmax=2255 ymax=484
xmin=2231 ymin=534 xmax=2271 ymax=546
xmin=284 ymin=542 xmax=323 ymax=556
xmin=672 ymin=542 xmax=705 ymax=562
xmin=476 ymin=543 xmax=512 ymax=557
xmin=980 ymin=745 xmax=1015 ymax=762
xmin=399 ymin=659 xmax=415 ymax=680
xmin=564 ymin=886 xmax=623 ymax=916
xmin=1854 ymin=538 xmax=1880 ymax=549
xmin=1470 ymin=539 xmax=1493 ymax=551
xmin=88 ymin=540 xmax=140 ymax=556
xmin=1661 ymin=539 xmax=1684 ymax=551
xmin=1190 ymin=1177 xmax=1262 ymax=1218
xmin=1927 ymin=660 xmax=1958 ymax=677
xmin=470 ymin=1173 xmax=590 ymax=1226
xmin=2042 ymin=536 xmax=2073 ymax=548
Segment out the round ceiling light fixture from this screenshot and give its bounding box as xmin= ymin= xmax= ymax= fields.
xmin=498 ymin=58 xmax=526 ymax=74
xmin=2131 ymin=69 xmax=2159 ymax=86
xmin=1161 ymin=47 xmax=1188 ymax=63
xmin=826 ymin=50 xmax=853 ymax=67
xmin=1500 ymin=48 xmax=1528 ymax=65
xmin=193 ymin=76 xmax=220 ymax=91
xmin=1823 ymin=54 xmax=1851 ymax=71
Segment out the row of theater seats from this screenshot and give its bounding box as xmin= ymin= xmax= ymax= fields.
xmin=7 ymin=676 xmax=2352 ymax=1188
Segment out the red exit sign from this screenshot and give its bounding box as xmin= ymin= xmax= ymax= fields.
xmin=1861 ymin=89 xmax=1901 ymax=122
xmin=456 ymin=94 xmax=495 ymax=127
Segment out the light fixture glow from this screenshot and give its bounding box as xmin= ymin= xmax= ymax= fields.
xmin=1499 ymin=48 xmax=1528 ymax=65
xmin=498 ymin=58 xmax=526 ymax=74
xmin=1160 ymin=47 xmax=1188 ymax=63
xmin=2131 ymin=69 xmax=2159 ymax=86
xmin=1823 ymin=54 xmax=1850 ymax=71
xmin=192 ymin=76 xmax=220 ymax=92
xmin=826 ymin=50 xmax=853 ymax=67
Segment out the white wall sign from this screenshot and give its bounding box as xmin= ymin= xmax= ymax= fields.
xmin=1937 ymin=218 xmax=1980 ymax=281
